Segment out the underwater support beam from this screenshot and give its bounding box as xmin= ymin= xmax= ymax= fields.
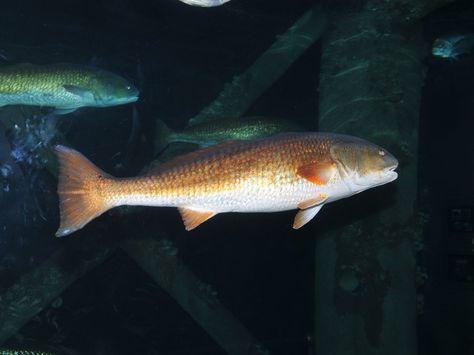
xmin=122 ymin=238 xmax=270 ymax=355
xmin=0 ymin=244 xmax=115 ymax=345
xmin=188 ymin=5 xmax=326 ymax=126
xmin=314 ymin=0 xmax=454 ymax=354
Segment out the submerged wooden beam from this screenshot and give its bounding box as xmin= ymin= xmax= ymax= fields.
xmin=0 ymin=243 xmax=115 ymax=345
xmin=313 ymin=1 xmax=454 ymax=354
xmin=122 ymin=238 xmax=270 ymax=355
xmin=188 ymin=6 xmax=326 ymax=126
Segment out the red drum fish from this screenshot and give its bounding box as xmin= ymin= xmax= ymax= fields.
xmin=54 ymin=132 xmax=398 ymax=237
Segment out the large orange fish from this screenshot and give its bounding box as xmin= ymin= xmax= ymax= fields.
xmin=54 ymin=133 xmax=398 ymax=237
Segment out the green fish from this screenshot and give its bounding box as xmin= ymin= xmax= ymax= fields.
xmin=0 ymin=63 xmax=139 ymax=114
xmin=0 ymin=350 xmax=55 ymax=355
xmin=155 ymin=116 xmax=306 ymax=153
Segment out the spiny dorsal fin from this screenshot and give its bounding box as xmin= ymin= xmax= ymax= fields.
xmin=296 ymin=161 xmax=336 ymax=185
xmin=146 ymin=140 xmax=243 ymax=176
xmin=178 ymin=207 xmax=217 ymax=231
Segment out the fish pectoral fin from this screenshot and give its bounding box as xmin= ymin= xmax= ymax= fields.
xmin=178 ymin=207 xmax=217 ymax=231
xmin=297 ymin=161 xmax=336 ymax=185
xmin=54 ymin=108 xmax=78 ymax=115
xmin=297 ymin=194 xmax=329 ymax=209
xmin=63 ymin=84 xmax=94 ymax=99
xmin=293 ymin=204 xmax=324 ymax=230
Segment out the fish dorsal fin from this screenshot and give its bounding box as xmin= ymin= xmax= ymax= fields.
xmin=296 ymin=161 xmax=336 ymax=185
xmin=297 ymin=193 xmax=328 ymax=209
xmin=146 ymin=140 xmax=243 ymax=176
xmin=178 ymin=207 xmax=217 ymax=231
xmin=293 ymin=204 xmax=323 ymax=229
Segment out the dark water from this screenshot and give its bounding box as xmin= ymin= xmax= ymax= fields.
xmin=0 ymin=0 xmax=473 ymax=354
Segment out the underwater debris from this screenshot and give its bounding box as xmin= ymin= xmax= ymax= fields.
xmin=155 ymin=239 xmax=178 ymax=257
xmin=196 ymin=280 xmax=219 ymax=307
xmin=10 ymin=114 xmax=58 ymax=168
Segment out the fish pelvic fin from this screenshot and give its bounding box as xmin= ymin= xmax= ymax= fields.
xmin=293 ymin=204 xmax=324 ymax=229
xmin=178 ymin=207 xmax=216 ymax=231
xmin=55 ymin=145 xmax=115 ymax=237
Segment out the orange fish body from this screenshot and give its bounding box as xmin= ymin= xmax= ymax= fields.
xmin=55 ymin=133 xmax=398 ymax=237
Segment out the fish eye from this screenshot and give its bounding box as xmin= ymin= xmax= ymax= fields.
xmin=378 ymin=150 xmax=385 ymax=156
xmin=126 ymin=85 xmax=131 ymax=90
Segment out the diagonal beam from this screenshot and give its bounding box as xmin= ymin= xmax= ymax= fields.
xmin=0 ymin=243 xmax=115 ymax=345
xmin=122 ymin=238 xmax=269 ymax=355
xmin=188 ymin=5 xmax=326 ymax=126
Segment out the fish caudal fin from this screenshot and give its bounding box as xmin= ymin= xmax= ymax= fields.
xmin=55 ymin=145 xmax=114 ymax=237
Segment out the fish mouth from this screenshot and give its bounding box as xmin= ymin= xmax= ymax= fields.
xmin=124 ymin=95 xmax=139 ymax=103
xmin=108 ymin=95 xmax=139 ymax=106
xmin=384 ymin=164 xmax=398 ymax=182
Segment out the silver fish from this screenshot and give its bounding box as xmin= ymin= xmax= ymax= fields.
xmin=177 ymin=0 xmax=231 ymax=7
xmin=432 ymin=34 xmax=474 ymax=60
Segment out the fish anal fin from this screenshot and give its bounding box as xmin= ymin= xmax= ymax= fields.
xmin=297 ymin=161 xmax=336 ymax=185
xmin=178 ymin=207 xmax=216 ymax=231
xmin=293 ymin=205 xmax=323 ymax=230
xmin=297 ymin=193 xmax=328 ymax=209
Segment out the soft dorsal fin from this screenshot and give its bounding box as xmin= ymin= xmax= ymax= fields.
xmin=146 ymin=140 xmax=243 ymax=176
xmin=297 ymin=193 xmax=328 ymax=209
xmin=293 ymin=204 xmax=323 ymax=229
xmin=296 ymin=161 xmax=336 ymax=185
xmin=178 ymin=207 xmax=217 ymax=231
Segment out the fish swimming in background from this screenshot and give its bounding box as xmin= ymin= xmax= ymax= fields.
xmin=0 ymin=351 xmax=54 ymax=355
xmin=155 ymin=116 xmax=305 ymax=153
xmin=432 ymin=34 xmax=474 ymax=60
xmin=54 ymin=132 xmax=398 ymax=237
xmin=177 ymin=0 xmax=231 ymax=7
xmin=0 ymin=63 xmax=139 ymax=114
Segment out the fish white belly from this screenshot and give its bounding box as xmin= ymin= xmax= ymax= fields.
xmin=117 ymin=178 xmax=354 ymax=213
xmin=0 ymin=92 xmax=82 ymax=108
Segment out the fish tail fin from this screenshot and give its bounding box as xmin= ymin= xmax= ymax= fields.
xmin=55 ymin=145 xmax=115 ymax=237
xmin=154 ymin=119 xmax=173 ymax=156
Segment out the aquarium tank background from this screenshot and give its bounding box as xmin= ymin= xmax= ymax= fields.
xmin=0 ymin=0 xmax=473 ymax=354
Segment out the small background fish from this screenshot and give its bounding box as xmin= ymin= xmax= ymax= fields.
xmin=154 ymin=116 xmax=305 ymax=155
xmin=432 ymin=34 xmax=474 ymax=59
xmin=0 ymin=63 xmax=139 ymax=114
xmin=0 ymin=350 xmax=55 ymax=355
xmin=177 ymin=0 xmax=231 ymax=7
